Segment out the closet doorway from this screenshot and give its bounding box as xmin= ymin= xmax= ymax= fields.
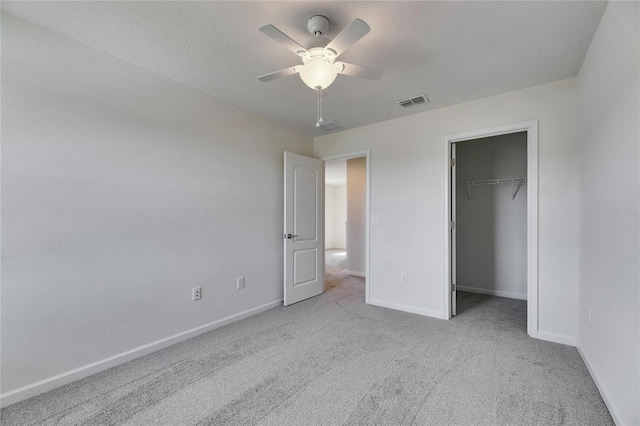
xmin=444 ymin=121 xmax=539 ymax=338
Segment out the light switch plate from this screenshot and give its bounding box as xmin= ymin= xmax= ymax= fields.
xmin=371 ymin=215 xmax=381 ymax=224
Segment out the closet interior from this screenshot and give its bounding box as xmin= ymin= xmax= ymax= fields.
xmin=455 ymin=132 xmax=528 ymax=307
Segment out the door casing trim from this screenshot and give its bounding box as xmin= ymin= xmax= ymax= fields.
xmin=444 ymin=120 xmax=539 ymax=338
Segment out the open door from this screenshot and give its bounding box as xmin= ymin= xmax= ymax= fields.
xmin=284 ymin=152 xmax=324 ymax=306
xmin=450 ymin=144 xmax=457 ymax=316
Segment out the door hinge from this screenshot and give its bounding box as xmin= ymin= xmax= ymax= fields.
xmin=452 ymin=283 xmax=456 ymax=292
xmin=450 ymin=158 xmax=455 ymax=167
xmin=449 ymin=221 xmax=455 ymax=229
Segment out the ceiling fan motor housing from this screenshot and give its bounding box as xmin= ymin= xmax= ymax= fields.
xmin=307 ymin=15 xmax=329 ymax=37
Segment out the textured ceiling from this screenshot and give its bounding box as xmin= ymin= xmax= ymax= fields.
xmin=2 ymin=1 xmax=607 ymax=137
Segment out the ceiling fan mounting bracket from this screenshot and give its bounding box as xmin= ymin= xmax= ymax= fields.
xmin=307 ymin=15 xmax=329 ymax=37
xmin=300 ymin=47 xmax=337 ymax=65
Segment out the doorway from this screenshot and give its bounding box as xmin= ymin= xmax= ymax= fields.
xmin=453 ymin=132 xmax=527 ymax=329
xmin=444 ymin=120 xmax=539 ymax=338
xmin=324 ymin=160 xmax=348 ymax=291
xmin=322 ymin=150 xmax=371 ymax=302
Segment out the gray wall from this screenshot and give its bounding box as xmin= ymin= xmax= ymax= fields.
xmin=1 ymin=14 xmax=313 ymax=396
xmin=576 ymin=2 xmax=639 ymax=424
xmin=346 ymin=158 xmax=366 ymax=276
xmin=316 ymin=76 xmax=579 ymax=335
xmin=455 ymin=133 xmax=527 ymax=299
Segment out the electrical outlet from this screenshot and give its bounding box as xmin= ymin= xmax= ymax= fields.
xmin=237 ymin=276 xmax=245 ymax=290
xmin=400 ymin=273 xmax=408 ymax=283
xmin=192 ymin=287 xmax=201 ymax=301
xmin=588 ymin=307 xmax=591 ymax=324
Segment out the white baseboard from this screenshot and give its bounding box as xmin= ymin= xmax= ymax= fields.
xmin=577 ymin=344 xmax=623 ymax=426
xmin=368 ymin=298 xmax=446 ymax=320
xmin=0 ymin=299 xmax=283 ymax=408
xmin=457 ymin=285 xmax=527 ymax=300
xmin=346 ymin=270 xmax=365 ymax=277
xmin=537 ymin=330 xmax=577 ymax=347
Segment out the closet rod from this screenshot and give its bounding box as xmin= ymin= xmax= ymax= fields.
xmin=456 ymin=177 xmax=527 ymax=186
xmin=456 ymin=177 xmax=527 ymax=201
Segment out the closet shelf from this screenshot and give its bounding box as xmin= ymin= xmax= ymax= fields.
xmin=456 ymin=177 xmax=527 ymax=201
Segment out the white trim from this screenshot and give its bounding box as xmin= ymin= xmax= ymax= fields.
xmin=577 ymin=345 xmax=622 ymax=426
xmin=346 ymin=270 xmax=366 ymax=277
xmin=368 ymin=298 xmax=446 ymax=320
xmin=0 ymin=299 xmax=283 ymax=408
xmin=457 ymin=285 xmax=527 ymax=301
xmin=536 ymin=331 xmax=576 ymax=347
xmin=444 ymin=120 xmax=539 ymax=339
xmin=320 ymin=150 xmax=371 ymax=303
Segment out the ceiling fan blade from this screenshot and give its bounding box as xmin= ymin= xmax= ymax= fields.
xmin=336 ymin=62 xmax=383 ymax=81
xmin=259 ymin=25 xmax=308 ymax=56
xmin=325 ymin=19 xmax=370 ymax=57
xmin=258 ymin=66 xmax=300 ymax=82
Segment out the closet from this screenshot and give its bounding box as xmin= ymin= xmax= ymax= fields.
xmin=455 ymin=132 xmax=527 ymax=300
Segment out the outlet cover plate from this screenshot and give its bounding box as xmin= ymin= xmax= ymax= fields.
xmin=193 ymin=287 xmax=202 ymax=301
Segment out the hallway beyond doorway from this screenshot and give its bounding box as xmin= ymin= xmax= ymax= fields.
xmin=325 ymin=249 xmax=364 ymax=296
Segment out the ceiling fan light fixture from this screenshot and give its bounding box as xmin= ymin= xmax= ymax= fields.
xmin=258 ymin=17 xmax=382 ymax=128
xmin=298 ymin=58 xmax=338 ymax=89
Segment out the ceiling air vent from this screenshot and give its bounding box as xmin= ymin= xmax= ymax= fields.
xmin=317 ymin=120 xmax=345 ymax=133
xmin=396 ymin=94 xmax=429 ymax=108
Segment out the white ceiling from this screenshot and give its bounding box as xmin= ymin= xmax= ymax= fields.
xmin=2 ymin=1 xmax=607 ymax=137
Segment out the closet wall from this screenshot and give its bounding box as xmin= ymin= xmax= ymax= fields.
xmin=456 ymin=132 xmax=527 ymax=299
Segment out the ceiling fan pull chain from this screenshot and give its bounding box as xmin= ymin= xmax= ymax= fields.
xmin=315 ymin=86 xmax=324 ymax=127
xmin=319 ymin=87 xmax=323 ymax=124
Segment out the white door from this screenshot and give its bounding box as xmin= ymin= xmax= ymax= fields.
xmin=451 ymin=144 xmax=457 ymax=316
xmin=284 ymin=152 xmax=324 ymax=306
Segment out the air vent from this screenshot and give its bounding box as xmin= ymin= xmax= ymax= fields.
xmin=396 ymin=94 xmax=429 ymax=108
xmin=317 ymin=120 xmax=345 ymax=133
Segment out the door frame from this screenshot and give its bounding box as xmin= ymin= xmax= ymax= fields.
xmin=321 ymin=149 xmax=371 ymax=303
xmin=443 ymin=120 xmax=539 ymax=338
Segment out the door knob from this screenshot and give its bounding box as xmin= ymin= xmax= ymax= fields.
xmin=285 ymin=233 xmax=298 ymax=239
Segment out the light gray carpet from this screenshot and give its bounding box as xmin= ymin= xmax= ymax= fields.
xmin=1 ymin=249 xmax=613 ymax=425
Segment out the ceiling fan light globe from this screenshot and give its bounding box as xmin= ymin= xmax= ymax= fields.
xmin=299 ymin=58 xmax=338 ymax=90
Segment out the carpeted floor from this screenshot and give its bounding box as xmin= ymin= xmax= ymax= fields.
xmin=1 ymin=249 xmax=613 ymax=425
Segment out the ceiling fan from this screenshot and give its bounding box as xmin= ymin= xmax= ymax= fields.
xmin=258 ymin=15 xmax=383 ymax=127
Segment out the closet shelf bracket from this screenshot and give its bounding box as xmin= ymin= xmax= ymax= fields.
xmin=512 ymin=182 xmax=522 ymax=200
